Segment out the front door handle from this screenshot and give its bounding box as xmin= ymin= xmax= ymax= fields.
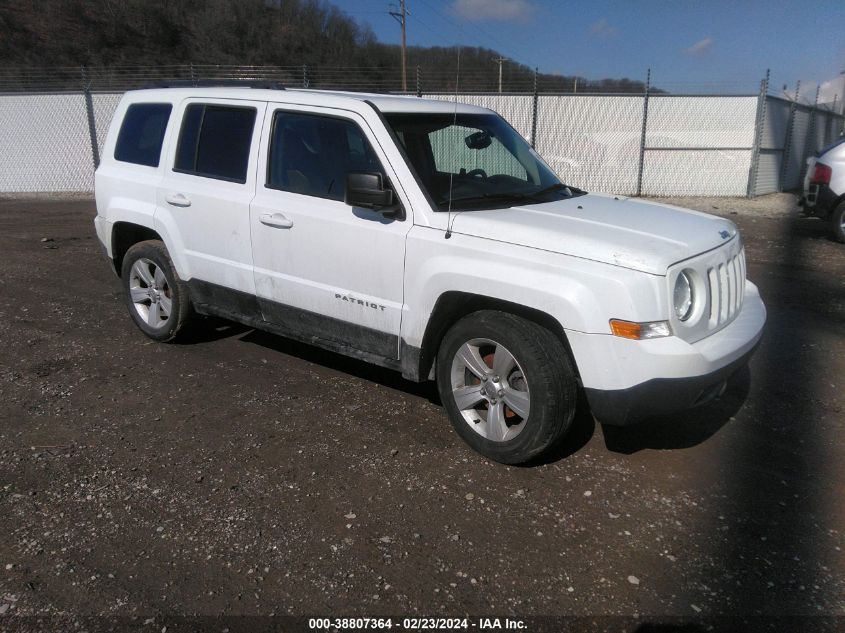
xmin=259 ymin=212 xmax=294 ymax=229
xmin=165 ymin=193 xmax=191 ymax=207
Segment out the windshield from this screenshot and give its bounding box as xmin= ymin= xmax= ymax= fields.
xmin=384 ymin=112 xmax=583 ymax=210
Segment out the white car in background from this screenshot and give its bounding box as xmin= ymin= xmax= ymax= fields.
xmin=801 ymin=137 xmax=845 ymax=242
xmin=93 ymin=84 xmax=766 ymax=464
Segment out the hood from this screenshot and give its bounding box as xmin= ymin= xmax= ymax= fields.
xmin=448 ymin=193 xmax=738 ymax=275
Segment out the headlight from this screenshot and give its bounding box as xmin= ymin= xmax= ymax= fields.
xmin=673 ymin=270 xmax=694 ymax=321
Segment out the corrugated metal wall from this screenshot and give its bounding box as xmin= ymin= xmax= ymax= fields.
xmin=754 ymin=97 xmax=790 ymax=196
xmin=1 ymin=91 xmax=841 ymax=195
xmin=751 ymin=96 xmax=844 ymax=196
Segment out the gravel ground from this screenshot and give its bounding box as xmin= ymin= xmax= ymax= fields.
xmin=0 ymin=194 xmax=843 ymax=631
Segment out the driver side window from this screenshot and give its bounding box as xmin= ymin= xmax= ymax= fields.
xmin=266 ymin=111 xmax=386 ymax=202
xmin=429 ymin=125 xmax=527 ymax=180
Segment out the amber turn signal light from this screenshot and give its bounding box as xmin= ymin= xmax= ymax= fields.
xmin=610 ymin=319 xmax=671 ymax=340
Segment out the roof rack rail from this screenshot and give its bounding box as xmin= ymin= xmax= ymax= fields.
xmin=140 ymin=79 xmax=286 ymax=90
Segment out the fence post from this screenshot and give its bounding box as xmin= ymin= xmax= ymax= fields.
xmin=189 ymin=63 xmax=196 ymax=85
xmin=416 ymin=65 xmax=421 ymax=97
xmin=801 ymin=85 xmax=821 ymax=183
xmin=81 ymin=66 xmax=100 ymax=170
xmin=778 ymin=80 xmax=800 ymax=192
xmin=839 ymin=97 xmax=845 ymax=136
xmin=530 ymin=67 xmax=539 ymax=148
xmin=635 ymin=68 xmax=651 ymax=197
xmin=302 ymin=64 xmax=309 ymax=89
xmin=746 ymin=69 xmax=769 ymax=198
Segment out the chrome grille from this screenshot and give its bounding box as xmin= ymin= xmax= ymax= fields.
xmin=707 ymin=248 xmax=745 ymax=328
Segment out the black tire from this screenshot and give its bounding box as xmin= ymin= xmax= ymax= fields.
xmin=120 ymin=240 xmax=193 ymax=342
xmin=436 ymin=310 xmax=577 ymax=464
xmin=832 ymin=201 xmax=845 ymax=243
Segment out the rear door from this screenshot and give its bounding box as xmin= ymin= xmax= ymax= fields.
xmin=156 ymin=98 xmax=266 ymax=296
xmin=249 ymin=105 xmax=412 ymax=361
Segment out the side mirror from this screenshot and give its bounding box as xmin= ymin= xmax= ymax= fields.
xmin=345 ymin=172 xmax=395 ymax=211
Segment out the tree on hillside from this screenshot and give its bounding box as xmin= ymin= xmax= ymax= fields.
xmin=0 ymin=0 xmax=651 ymax=93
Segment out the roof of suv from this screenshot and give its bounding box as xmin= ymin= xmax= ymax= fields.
xmin=124 ymin=86 xmax=491 ymax=115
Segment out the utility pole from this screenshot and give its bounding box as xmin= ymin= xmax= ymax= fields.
xmin=494 ymin=56 xmax=506 ymax=93
xmin=389 ymin=1 xmax=409 ymax=92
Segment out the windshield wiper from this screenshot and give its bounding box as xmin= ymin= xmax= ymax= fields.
xmin=438 ymin=191 xmax=533 ymax=206
xmin=530 ymin=183 xmax=572 ymax=198
xmin=527 ymin=183 xmax=587 ymax=199
xmin=439 ymin=183 xmax=584 ymax=207
xmin=438 ymin=182 xmax=586 ymax=204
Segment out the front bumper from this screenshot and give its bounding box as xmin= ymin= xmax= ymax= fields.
xmin=570 ymin=283 xmax=766 ymax=426
xmin=584 ymin=341 xmax=758 ymax=426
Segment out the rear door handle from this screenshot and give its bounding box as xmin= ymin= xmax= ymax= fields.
xmin=165 ymin=193 xmax=191 ymax=207
xmin=259 ymin=212 xmax=294 ymax=229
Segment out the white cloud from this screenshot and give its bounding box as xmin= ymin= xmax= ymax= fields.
xmin=589 ymin=18 xmax=618 ymax=38
xmin=451 ymin=0 xmax=534 ymax=23
xmin=684 ymin=37 xmax=713 ymax=56
xmin=818 ymin=77 xmax=845 ymax=106
xmin=796 ymin=76 xmax=845 ymax=107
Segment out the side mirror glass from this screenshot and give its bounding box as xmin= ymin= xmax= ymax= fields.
xmin=345 ymin=172 xmax=395 ymax=212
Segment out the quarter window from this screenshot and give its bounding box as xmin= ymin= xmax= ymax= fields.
xmin=174 ymin=104 xmax=257 ymax=183
xmin=267 ymin=111 xmax=386 ymax=201
xmin=114 ymin=103 xmax=172 ymax=167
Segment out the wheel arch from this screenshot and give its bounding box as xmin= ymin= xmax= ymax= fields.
xmin=404 ymin=291 xmax=579 ymax=383
xmin=111 ymin=222 xmax=163 ymax=277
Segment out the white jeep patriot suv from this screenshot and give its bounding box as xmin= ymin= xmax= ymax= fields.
xmin=94 ymin=84 xmax=766 ymax=464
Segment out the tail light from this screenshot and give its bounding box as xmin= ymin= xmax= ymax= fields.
xmin=810 ymin=163 xmax=832 ymax=185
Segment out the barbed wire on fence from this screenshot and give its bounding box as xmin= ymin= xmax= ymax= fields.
xmin=0 ymin=64 xmax=792 ymax=98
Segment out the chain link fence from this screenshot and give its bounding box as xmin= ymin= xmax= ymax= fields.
xmin=1 ymin=66 xmax=842 ymax=195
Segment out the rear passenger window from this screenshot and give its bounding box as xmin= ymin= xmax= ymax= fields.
xmin=267 ymin=111 xmax=385 ymax=201
xmin=114 ymin=103 xmax=172 ymax=167
xmin=174 ymin=104 xmax=256 ymax=183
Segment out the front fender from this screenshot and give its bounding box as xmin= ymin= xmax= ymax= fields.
xmin=402 ymin=227 xmax=667 ymax=348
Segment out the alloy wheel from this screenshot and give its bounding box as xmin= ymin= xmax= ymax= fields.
xmin=128 ymin=258 xmax=172 ymax=329
xmin=449 ymin=338 xmax=530 ymax=442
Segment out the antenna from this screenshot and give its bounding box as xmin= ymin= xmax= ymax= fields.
xmin=389 ymin=0 xmax=410 ymax=92
xmin=445 ymin=47 xmax=461 ymax=240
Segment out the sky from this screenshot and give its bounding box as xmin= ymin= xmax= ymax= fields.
xmin=333 ymin=0 xmax=845 ymax=102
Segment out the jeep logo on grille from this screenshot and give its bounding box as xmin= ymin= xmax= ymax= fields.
xmin=719 ymin=229 xmax=730 ymax=239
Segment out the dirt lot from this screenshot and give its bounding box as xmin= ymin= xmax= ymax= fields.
xmin=1 ymin=194 xmax=843 ymax=630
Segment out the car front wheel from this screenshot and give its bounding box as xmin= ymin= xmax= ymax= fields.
xmin=436 ymin=310 xmax=577 ymax=464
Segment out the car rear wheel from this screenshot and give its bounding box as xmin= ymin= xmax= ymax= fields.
xmin=121 ymin=240 xmax=192 ymax=342
xmin=436 ymin=310 xmax=577 ymax=464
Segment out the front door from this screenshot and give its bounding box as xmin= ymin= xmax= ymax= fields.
xmin=250 ymin=106 xmax=411 ymax=360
